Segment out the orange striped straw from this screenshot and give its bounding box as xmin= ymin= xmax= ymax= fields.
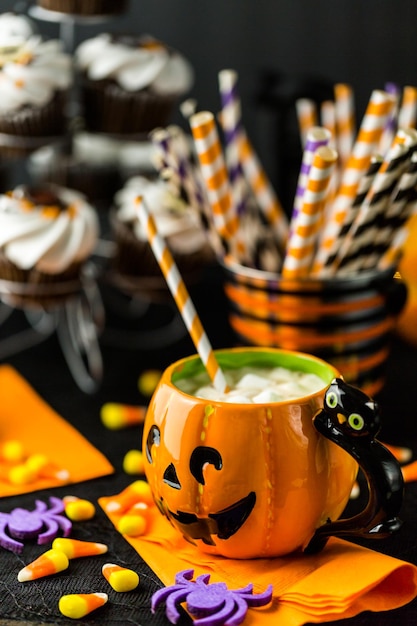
xmin=334 ymin=83 xmax=356 ymax=168
xmin=312 ymin=89 xmax=395 ymax=274
xmin=398 ymin=86 xmax=417 ymax=129
xmin=238 ymin=131 xmax=289 ymax=250
xmin=136 ymin=196 xmax=229 ymax=394
xmin=282 ymin=146 xmax=338 ymax=278
xmin=320 ymin=100 xmax=337 ymax=145
xmin=378 ymin=218 xmax=413 ymax=270
xmin=190 ymin=110 xmax=238 ymax=246
xmin=295 ymin=98 xmax=318 ymax=146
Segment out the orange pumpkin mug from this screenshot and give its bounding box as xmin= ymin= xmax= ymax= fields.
xmin=143 ymin=347 xmax=404 ymax=559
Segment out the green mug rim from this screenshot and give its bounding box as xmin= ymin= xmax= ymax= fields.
xmin=170 ymin=347 xmax=339 ymax=405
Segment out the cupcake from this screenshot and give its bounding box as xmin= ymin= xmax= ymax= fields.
xmin=0 ymin=12 xmax=36 ymax=42
xmin=0 ymin=183 xmax=99 ymax=308
xmin=35 ymin=0 xmax=129 ymax=16
xmin=110 ymin=175 xmax=212 ymax=298
xmin=0 ymin=34 xmax=72 ymax=158
xmin=28 ymin=132 xmax=123 ymax=205
xmin=75 ymin=33 xmax=194 ymax=136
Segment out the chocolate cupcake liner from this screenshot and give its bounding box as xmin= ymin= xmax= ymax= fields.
xmin=0 ymin=91 xmax=68 ymax=138
xmin=37 ymin=0 xmax=128 ymax=15
xmin=0 ymin=254 xmax=85 ymax=309
xmin=80 ymin=78 xmax=177 ymax=135
xmin=110 ymin=214 xmax=213 ymax=300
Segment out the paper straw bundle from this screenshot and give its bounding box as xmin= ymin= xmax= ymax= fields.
xmin=287 ymin=84 xmax=417 ymax=278
xmin=147 ymin=74 xmax=417 ymax=284
xmin=190 ymin=88 xmax=288 ymax=269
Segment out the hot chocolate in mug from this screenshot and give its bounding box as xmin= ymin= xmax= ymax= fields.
xmin=143 ymin=347 xmax=403 ymax=559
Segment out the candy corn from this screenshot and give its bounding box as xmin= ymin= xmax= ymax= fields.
xmin=123 ymin=450 xmax=145 ymax=475
xmin=102 ymin=563 xmax=139 ymax=592
xmin=18 ymin=548 xmax=69 ymax=582
xmin=26 ymin=454 xmax=70 ymax=482
xmin=63 ymin=495 xmax=96 ymax=521
xmin=137 ymin=369 xmax=162 ymax=397
xmin=1 ymin=439 xmax=26 ymax=463
xmin=52 ymin=537 xmax=108 ymax=559
xmin=100 ymin=403 xmax=147 ymax=430
xmin=118 ymin=513 xmax=148 ymax=537
xmin=103 ymin=480 xmax=153 ymax=514
xmin=58 ymin=592 xmax=108 ymax=619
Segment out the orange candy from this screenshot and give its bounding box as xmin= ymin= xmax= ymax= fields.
xmin=100 ymin=403 xmax=147 ymax=430
xmin=52 ymin=537 xmax=108 ymax=559
xmin=58 ymin=592 xmax=108 ymax=619
xmin=102 ymin=563 xmax=139 ymax=592
xmin=18 ymin=548 xmax=69 ymax=582
xmin=103 ymin=480 xmax=153 ymax=514
xmin=63 ymin=495 xmax=96 ymax=521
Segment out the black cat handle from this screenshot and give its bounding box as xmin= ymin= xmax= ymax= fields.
xmin=305 ymin=378 xmax=404 ymax=554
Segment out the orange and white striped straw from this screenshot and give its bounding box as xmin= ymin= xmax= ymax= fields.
xmin=295 ymin=98 xmax=318 ymax=146
xmin=238 ymin=131 xmax=289 ymax=250
xmin=136 ymin=196 xmax=229 ymax=394
xmin=320 ymin=100 xmax=337 ymax=146
xmin=282 ymin=146 xmax=338 ymax=278
xmin=190 ymin=110 xmax=238 ymax=245
xmin=398 ymin=86 xmax=417 ymax=129
xmin=312 ymin=89 xmax=395 ymax=274
xmin=334 ymin=83 xmax=356 ymax=168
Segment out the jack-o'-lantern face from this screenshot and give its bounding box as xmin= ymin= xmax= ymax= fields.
xmin=143 ymin=348 xmax=358 ymax=559
xmin=145 ymin=423 xmax=257 ymax=546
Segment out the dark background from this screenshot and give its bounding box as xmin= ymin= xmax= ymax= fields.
xmin=4 ymin=0 xmax=417 ymax=210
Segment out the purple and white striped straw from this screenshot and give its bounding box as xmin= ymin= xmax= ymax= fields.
xmin=218 ymin=69 xmax=249 ymax=217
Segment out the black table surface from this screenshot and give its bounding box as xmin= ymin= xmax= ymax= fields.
xmin=1 ymin=264 xmax=417 ymax=626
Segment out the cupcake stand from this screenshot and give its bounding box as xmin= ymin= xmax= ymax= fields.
xmin=0 ymin=3 xmax=191 ymax=392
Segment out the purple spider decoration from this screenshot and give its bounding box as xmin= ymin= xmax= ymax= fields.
xmin=151 ymin=569 xmax=273 ymax=626
xmin=0 ymin=496 xmax=72 ymax=554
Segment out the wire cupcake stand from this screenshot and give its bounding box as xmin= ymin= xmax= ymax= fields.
xmin=0 ymin=246 xmax=192 ymax=394
xmin=0 ymin=263 xmax=104 ymax=393
xmin=0 ymin=4 xmax=193 ymax=392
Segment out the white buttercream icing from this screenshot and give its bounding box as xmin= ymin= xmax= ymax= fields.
xmin=75 ymin=33 xmax=193 ymax=95
xmin=114 ymin=175 xmax=207 ymax=254
xmin=0 ymin=12 xmax=36 ymax=47
xmin=0 ymin=185 xmax=99 ymax=274
xmin=0 ymin=36 xmax=72 ymax=112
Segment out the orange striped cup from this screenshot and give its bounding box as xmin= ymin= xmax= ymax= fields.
xmin=221 ymin=256 xmax=406 ymax=396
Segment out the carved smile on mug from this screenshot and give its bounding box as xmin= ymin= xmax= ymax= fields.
xmin=161 ymin=491 xmax=256 ymax=545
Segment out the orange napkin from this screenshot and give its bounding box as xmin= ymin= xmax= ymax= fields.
xmin=0 ymin=365 xmax=113 ymax=496
xmin=100 ymin=494 xmax=417 ymax=626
